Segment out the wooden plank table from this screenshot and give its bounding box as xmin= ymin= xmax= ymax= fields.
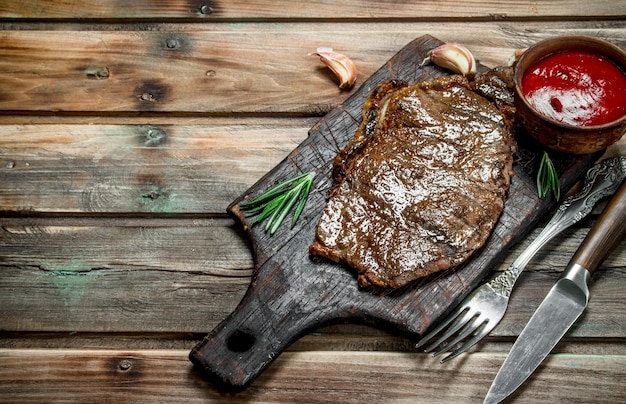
xmin=0 ymin=1 xmax=624 ymax=402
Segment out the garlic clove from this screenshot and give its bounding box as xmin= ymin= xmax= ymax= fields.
xmin=508 ymin=48 xmax=528 ymax=66
xmin=421 ymin=43 xmax=476 ymax=76
xmin=313 ymin=48 xmax=357 ymax=89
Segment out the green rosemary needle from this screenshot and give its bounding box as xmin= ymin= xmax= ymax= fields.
xmin=536 ymin=151 xmax=560 ymax=200
xmin=239 ymin=171 xmax=316 ymax=235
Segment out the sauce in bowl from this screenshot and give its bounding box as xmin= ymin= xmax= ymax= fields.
xmin=521 ymin=50 xmax=626 ymax=127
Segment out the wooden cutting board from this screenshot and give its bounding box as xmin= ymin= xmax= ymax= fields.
xmin=189 ymin=35 xmax=600 ymax=391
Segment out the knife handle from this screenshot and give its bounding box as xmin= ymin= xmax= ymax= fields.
xmin=571 ymin=179 xmax=626 ymax=275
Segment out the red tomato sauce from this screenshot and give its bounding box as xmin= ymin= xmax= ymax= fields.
xmin=522 ymin=50 xmax=626 ymax=126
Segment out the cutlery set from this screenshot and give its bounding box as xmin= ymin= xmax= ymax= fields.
xmin=415 ymin=156 xmax=626 ymax=403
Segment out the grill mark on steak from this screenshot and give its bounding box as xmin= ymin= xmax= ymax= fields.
xmin=310 ymin=72 xmax=516 ymax=289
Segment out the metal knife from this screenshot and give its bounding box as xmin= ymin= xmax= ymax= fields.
xmin=483 ymin=176 xmax=626 ymax=404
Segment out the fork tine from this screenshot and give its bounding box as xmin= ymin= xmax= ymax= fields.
xmin=414 ymin=306 xmax=468 ymax=350
xmin=430 ymin=312 xmax=484 ymax=357
xmin=422 ymin=307 xmax=477 ymax=352
xmin=439 ymin=320 xmax=493 ymax=363
xmin=434 ymin=317 xmax=488 ymax=361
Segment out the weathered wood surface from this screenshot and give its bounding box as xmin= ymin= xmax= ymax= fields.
xmin=0 ymin=0 xmax=625 ymax=402
xmin=0 ymin=22 xmax=624 ymax=114
xmin=2 ymin=0 xmax=625 ymax=19
xmin=1 ymin=349 xmax=624 ymax=403
xmin=0 ymin=221 xmax=624 ymax=335
xmin=0 ymin=122 xmax=307 ymax=213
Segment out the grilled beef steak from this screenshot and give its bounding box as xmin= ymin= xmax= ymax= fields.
xmin=309 ymin=73 xmax=516 ymax=289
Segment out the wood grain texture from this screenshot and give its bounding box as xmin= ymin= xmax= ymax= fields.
xmin=0 ymin=124 xmax=624 ymax=214
xmin=0 ymin=123 xmax=306 ymax=213
xmin=0 ymin=349 xmax=624 ymax=403
xmin=1 ymin=0 xmax=625 ymax=19
xmin=0 ymin=220 xmax=624 ymax=335
xmin=0 ymin=21 xmax=624 ymax=114
xmin=0 ymin=252 xmax=623 ymax=336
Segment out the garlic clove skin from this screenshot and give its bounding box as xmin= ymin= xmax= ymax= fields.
xmin=421 ymin=43 xmax=476 ymax=76
xmin=314 ymin=48 xmax=357 ymax=89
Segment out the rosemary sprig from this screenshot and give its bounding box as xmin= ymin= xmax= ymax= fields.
xmin=239 ymin=171 xmax=316 ymax=235
xmin=536 ymin=151 xmax=560 ymax=200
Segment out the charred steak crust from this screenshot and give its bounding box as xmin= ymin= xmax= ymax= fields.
xmin=332 ymin=79 xmax=409 ymax=182
xmin=310 ymin=73 xmax=517 ymax=289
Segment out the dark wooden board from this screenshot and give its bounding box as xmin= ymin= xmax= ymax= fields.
xmin=189 ymin=35 xmax=600 ymax=391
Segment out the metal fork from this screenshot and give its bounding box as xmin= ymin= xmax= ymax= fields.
xmin=415 ymin=156 xmax=626 ymax=363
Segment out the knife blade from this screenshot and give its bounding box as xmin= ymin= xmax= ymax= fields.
xmin=484 ymin=177 xmax=626 ymax=404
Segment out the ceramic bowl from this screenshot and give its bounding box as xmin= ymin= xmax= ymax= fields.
xmin=514 ymin=35 xmax=626 ymax=154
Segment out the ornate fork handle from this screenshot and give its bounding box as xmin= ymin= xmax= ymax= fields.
xmin=490 ymin=156 xmax=626 ymax=297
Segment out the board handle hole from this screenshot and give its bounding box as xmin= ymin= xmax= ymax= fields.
xmin=226 ymin=330 xmax=255 ymax=352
